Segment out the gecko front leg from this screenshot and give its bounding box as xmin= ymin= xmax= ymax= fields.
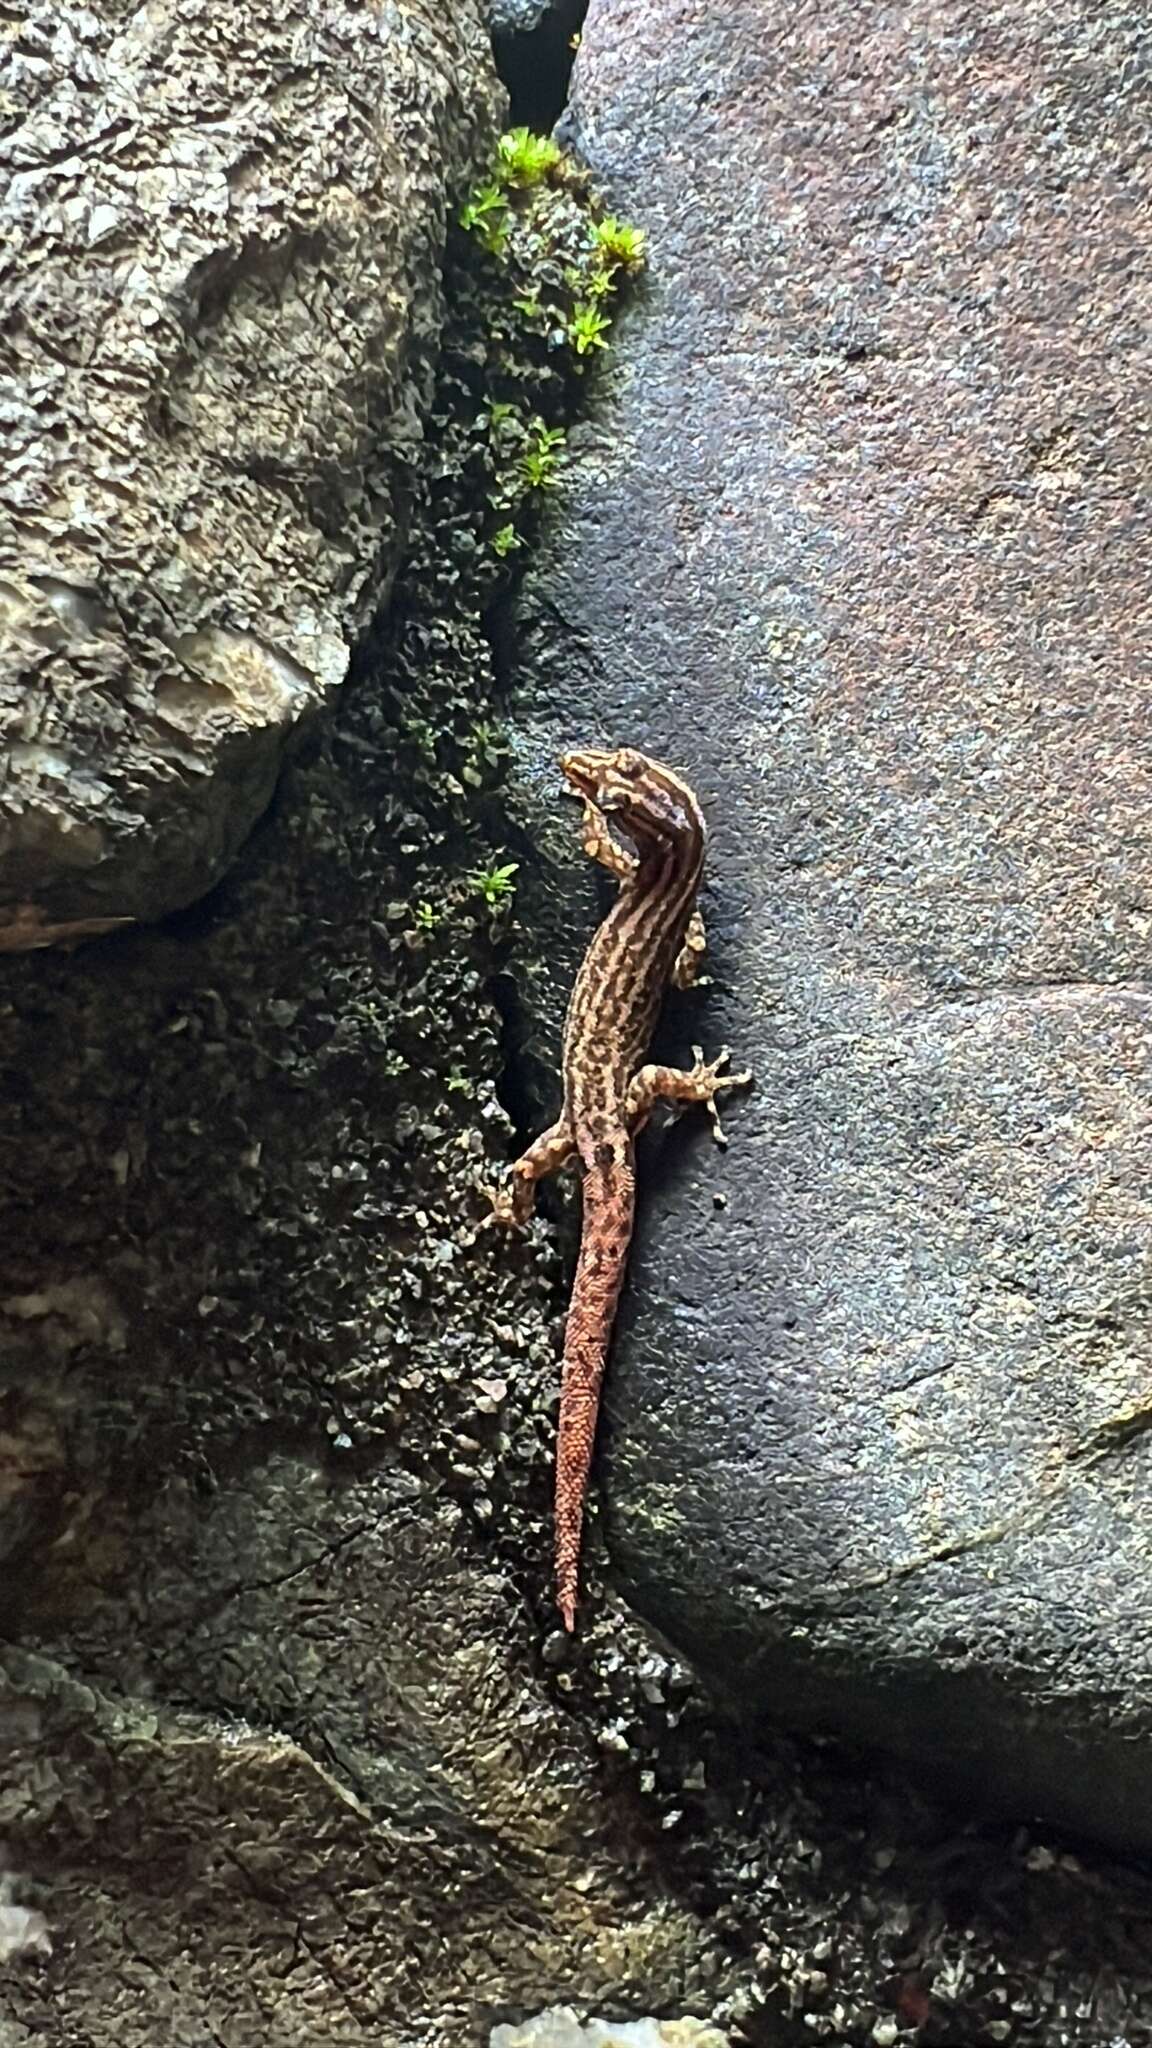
xmin=624 ymin=1044 xmax=751 ymax=1147
xmin=580 ymin=799 xmax=637 ymax=881
xmin=672 ymin=906 xmax=709 ymax=989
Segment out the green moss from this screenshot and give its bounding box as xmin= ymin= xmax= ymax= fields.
xmin=567 ymin=302 xmax=612 ymax=355
xmin=467 ymin=861 xmax=519 ymax=910
xmin=491 ymin=522 xmax=521 ymax=558
xmin=444 ymin=139 xmax=646 ymax=608
xmin=458 ymin=127 xmax=646 ymax=553
xmin=458 ymin=180 xmax=509 ymax=254
xmin=496 ymin=125 xmax=563 ymax=188
xmin=591 ymin=214 xmax=647 ymax=272
xmin=521 ymin=421 xmax=566 ymax=490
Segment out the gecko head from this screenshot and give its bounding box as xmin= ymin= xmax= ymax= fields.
xmin=560 ymin=746 xmax=706 ymax=853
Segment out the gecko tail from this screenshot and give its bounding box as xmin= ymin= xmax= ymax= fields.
xmin=552 ymin=1155 xmax=636 ymax=1634
xmin=554 ymin=1403 xmax=595 ymax=1632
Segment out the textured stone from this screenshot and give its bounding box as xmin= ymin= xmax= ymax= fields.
xmin=488 ymin=0 xmax=560 ymax=30
xmin=516 ymin=0 xmax=1152 ymax=1847
xmin=0 ymin=0 xmax=501 ymax=943
xmin=0 ymin=1475 xmax=712 ymax=2044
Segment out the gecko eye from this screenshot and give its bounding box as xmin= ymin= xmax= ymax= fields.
xmin=594 ymin=748 xmax=649 ymax=812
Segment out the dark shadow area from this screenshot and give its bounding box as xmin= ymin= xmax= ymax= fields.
xmin=491 ymin=0 xmax=588 ymax=131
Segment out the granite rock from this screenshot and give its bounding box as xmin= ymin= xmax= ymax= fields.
xmin=515 ymin=0 xmax=1152 ymax=1849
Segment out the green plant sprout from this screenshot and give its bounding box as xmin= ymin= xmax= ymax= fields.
xmin=492 ymin=524 xmax=521 ymax=557
xmin=469 ymin=861 xmax=519 ymax=908
xmin=469 ymin=720 xmax=503 ymax=759
xmin=568 ymin=303 xmax=612 ymax=356
xmin=521 ymin=421 xmax=566 ymax=489
xmin=460 ymin=182 xmax=509 ymax=255
xmin=592 ymin=216 xmax=647 ymax=272
xmin=497 ymin=126 xmax=562 ymax=188
xmin=412 ymin=900 xmax=443 ymax=933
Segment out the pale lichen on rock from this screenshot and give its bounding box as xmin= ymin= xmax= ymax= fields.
xmin=490 ymin=2009 xmax=730 ymax=2048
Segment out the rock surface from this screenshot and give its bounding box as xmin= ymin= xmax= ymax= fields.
xmin=488 ymin=0 xmax=572 ymax=33
xmin=514 ymin=0 xmax=1152 ymax=1848
xmin=0 ymin=0 xmax=499 ymax=944
xmin=0 ymin=1480 xmax=713 ymax=2044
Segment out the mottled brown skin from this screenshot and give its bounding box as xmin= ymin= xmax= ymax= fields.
xmin=488 ymin=747 xmax=750 ymax=1630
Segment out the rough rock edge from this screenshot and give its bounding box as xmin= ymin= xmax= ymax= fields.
xmin=0 ymin=0 xmax=499 ymax=939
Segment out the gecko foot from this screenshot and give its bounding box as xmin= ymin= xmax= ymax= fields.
xmin=688 ymin=1044 xmax=753 ymax=1148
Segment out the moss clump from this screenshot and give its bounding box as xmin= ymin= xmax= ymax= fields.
xmin=495 ymin=124 xmax=564 ymax=189
xmin=591 ymin=214 xmax=647 ymax=271
xmin=458 ymin=127 xmax=646 ymax=564
xmin=567 ymin=300 xmax=613 ymax=355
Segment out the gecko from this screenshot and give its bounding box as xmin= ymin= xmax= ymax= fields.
xmin=486 ymin=745 xmax=750 ymax=1632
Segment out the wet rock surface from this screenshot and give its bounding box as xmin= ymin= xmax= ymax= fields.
xmin=513 ymin=0 xmax=1152 ymax=1849
xmin=0 ymin=0 xmax=499 ymax=942
xmin=0 ymin=1493 xmax=717 ymax=2043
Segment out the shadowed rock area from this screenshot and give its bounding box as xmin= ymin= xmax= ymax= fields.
xmin=513 ymin=0 xmax=1152 ymax=1848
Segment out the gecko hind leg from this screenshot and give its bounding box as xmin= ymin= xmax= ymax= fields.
xmin=483 ymin=1119 xmax=575 ymax=1228
xmin=624 ymin=1045 xmax=751 ymax=1148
